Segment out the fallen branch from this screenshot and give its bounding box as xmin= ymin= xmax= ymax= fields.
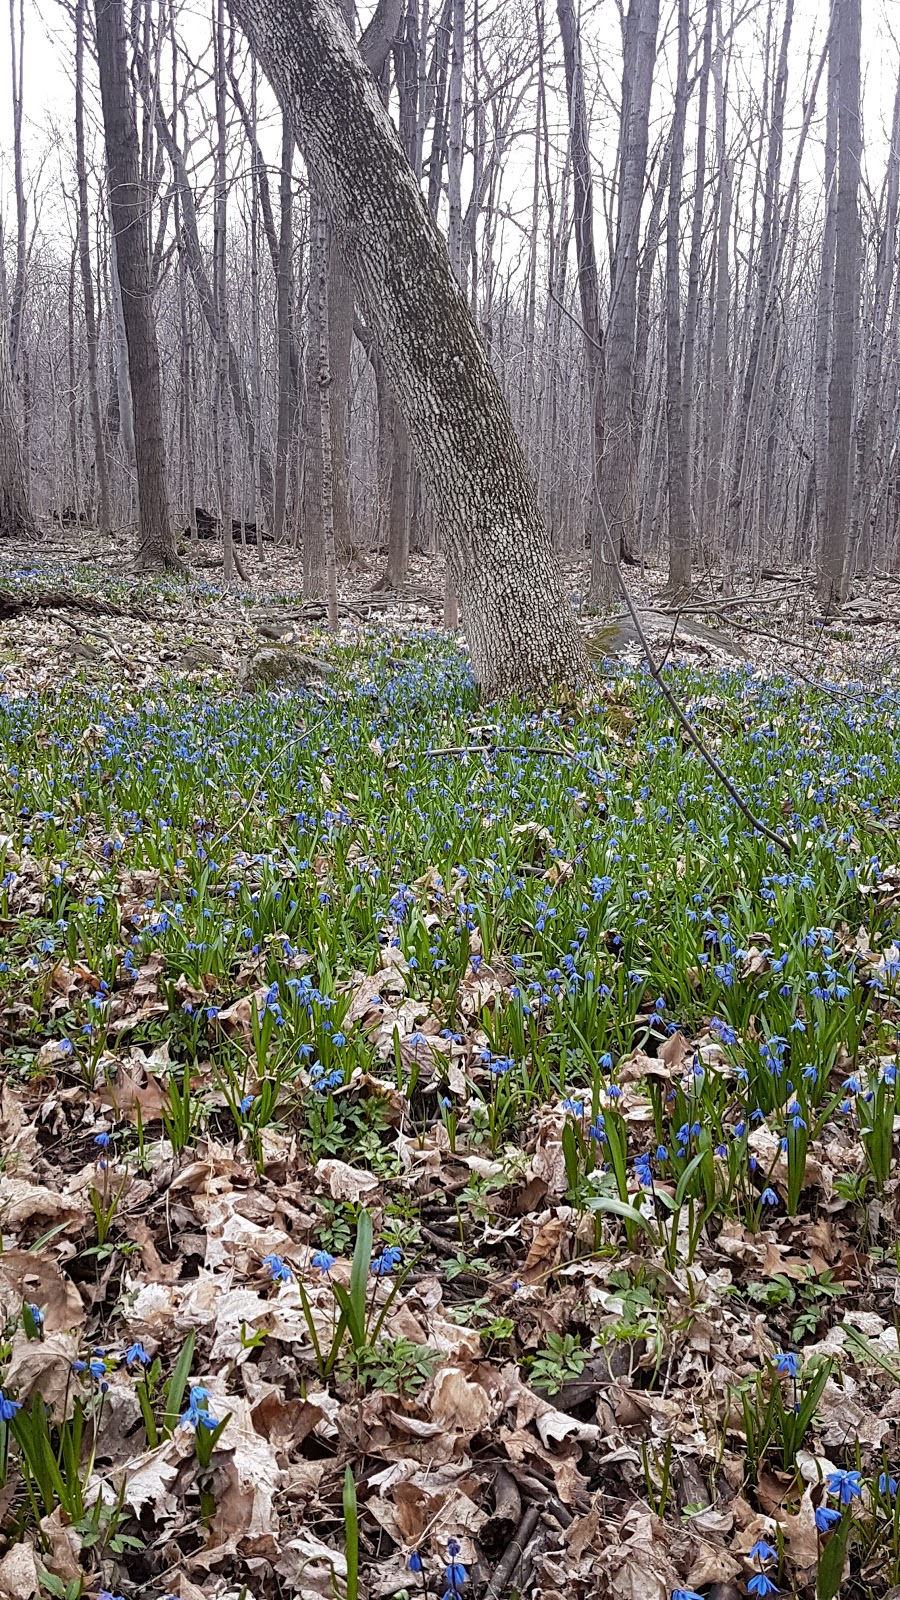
xmin=483 ymin=1505 xmax=541 ymax=1600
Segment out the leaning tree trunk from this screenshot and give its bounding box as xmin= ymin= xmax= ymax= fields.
xmin=227 ymin=0 xmax=585 ymax=696
xmin=95 ymin=0 xmax=179 ymax=570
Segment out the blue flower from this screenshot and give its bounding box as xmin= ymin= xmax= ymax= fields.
xmin=94 ymin=1131 xmax=111 ymax=1148
xmin=180 ymin=1383 xmax=219 ymax=1430
xmin=262 ymin=1253 xmax=293 ymax=1283
xmin=814 ymin=1505 xmax=841 ymax=1532
xmin=444 ymin=1560 xmax=467 ymax=1589
xmin=0 ymin=1389 xmax=21 ymax=1421
xmin=239 ymin=1094 xmax=255 ymax=1114
xmin=671 ymin=1591 xmax=706 ymax=1600
xmin=125 ymin=1341 xmax=151 ymax=1367
xmin=774 ymin=1352 xmax=799 ymax=1378
xmin=311 ymin=1249 xmax=336 ymax=1275
xmin=749 ymin=1539 xmax=777 ymax=1563
xmin=760 ymin=1187 xmax=779 ymax=1206
xmin=407 ymin=1552 xmax=423 ymax=1573
xmin=747 ymin=1576 xmax=779 ymax=1597
xmin=879 ymin=1472 xmax=898 ymax=1496
xmin=371 ymin=1246 xmax=402 ymax=1277
xmin=827 ymin=1469 xmax=863 ymax=1504
xmin=88 ymin=1358 xmax=107 ymax=1379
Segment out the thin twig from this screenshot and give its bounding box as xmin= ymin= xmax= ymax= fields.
xmin=425 ymin=743 xmax=573 ymax=759
xmin=594 ymin=502 xmax=793 ymax=857
xmin=483 ymin=1505 xmax=541 ymax=1600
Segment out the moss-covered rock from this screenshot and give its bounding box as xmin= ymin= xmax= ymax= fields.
xmin=238 ymin=643 xmax=335 ymax=693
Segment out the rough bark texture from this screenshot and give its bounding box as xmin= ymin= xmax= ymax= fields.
xmin=0 ymin=311 xmax=33 ymax=537
xmin=273 ymin=116 xmax=294 ymax=544
xmin=227 ymin=0 xmax=586 ymax=696
xmin=819 ymin=0 xmax=861 ymax=607
xmin=602 ymin=0 xmax=659 ymax=564
xmin=664 ymin=0 xmax=690 ymax=593
xmin=556 ymin=0 xmax=607 ymax=598
xmin=95 ymin=0 xmax=178 ymax=570
xmin=316 ymin=210 xmax=340 ymax=630
xmin=75 ymin=0 xmax=111 ymax=532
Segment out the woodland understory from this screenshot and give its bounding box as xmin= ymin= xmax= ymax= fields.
xmin=1 ymin=542 xmax=900 ymax=1600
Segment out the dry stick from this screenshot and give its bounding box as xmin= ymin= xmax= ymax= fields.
xmin=483 ymin=1505 xmax=541 ymax=1600
xmin=594 ymin=501 xmax=793 ymax=858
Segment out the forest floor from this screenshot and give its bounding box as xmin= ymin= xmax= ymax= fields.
xmin=2 ymin=538 xmax=900 ymax=1600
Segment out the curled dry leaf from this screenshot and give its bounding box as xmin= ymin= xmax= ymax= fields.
xmin=0 ymin=1178 xmax=85 ymax=1234
xmin=316 ymin=1156 xmax=381 ymax=1203
xmin=4 ymin=1332 xmax=80 ymax=1422
xmin=0 ymin=1249 xmax=84 ymax=1332
xmin=0 ymin=1537 xmax=40 ymax=1600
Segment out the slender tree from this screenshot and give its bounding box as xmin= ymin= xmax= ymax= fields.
xmin=818 ymin=0 xmax=861 ymax=606
xmin=557 ymin=0 xmax=607 ymax=597
xmin=95 ymin=0 xmax=179 ymax=569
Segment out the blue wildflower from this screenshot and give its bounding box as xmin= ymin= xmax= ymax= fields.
xmin=311 ymin=1249 xmax=336 ymax=1275
xmin=125 ymin=1341 xmax=151 ymax=1367
xmin=775 ymin=1352 xmax=799 ymax=1378
xmin=371 ymin=1246 xmax=402 ymax=1277
xmin=747 ymin=1577 xmax=779 ymax=1597
xmin=262 ymin=1253 xmax=293 ymax=1282
xmin=815 ymin=1505 xmax=841 ymax=1532
xmin=827 ymin=1469 xmax=863 ymax=1504
xmin=0 ymin=1389 xmax=21 ymax=1421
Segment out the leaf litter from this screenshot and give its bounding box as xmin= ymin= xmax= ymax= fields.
xmin=2 ymin=555 xmax=900 ymax=1599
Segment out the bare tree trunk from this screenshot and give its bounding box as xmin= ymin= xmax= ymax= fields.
xmin=602 ymin=0 xmax=659 ymax=567
xmin=303 ymin=195 xmax=325 ymax=597
xmin=214 ymin=0 xmax=234 ymax=581
xmin=814 ymin=2 xmax=839 ymax=556
xmin=0 ymin=283 xmax=32 ymax=536
xmin=316 ymin=209 xmax=339 ymax=629
xmin=95 ymin=0 xmax=178 ymax=569
xmin=704 ymin=0 xmax=732 ymax=547
xmin=273 ymin=115 xmax=294 ymax=544
xmin=7 ymin=0 xmax=26 ymax=381
xmin=818 ymin=0 xmax=861 ymax=608
xmin=75 ymin=0 xmax=111 ymax=532
xmin=556 ymin=0 xmax=607 ymax=601
xmin=664 ymin=0 xmax=690 ymax=594
xmin=228 ymin=0 xmax=585 ymax=695
xmin=848 ymin=61 xmax=900 ymax=578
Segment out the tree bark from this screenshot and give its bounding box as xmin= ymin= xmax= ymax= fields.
xmin=602 ymin=0 xmax=659 ymax=566
xmin=227 ymin=0 xmax=585 ymax=695
xmin=0 ymin=297 xmax=33 ymax=537
xmin=95 ymin=0 xmax=179 ymax=570
xmin=273 ymin=115 xmax=295 ymax=544
xmin=75 ymin=0 xmax=112 ymax=533
xmin=316 ymin=208 xmax=340 ymax=629
xmin=664 ymin=0 xmax=690 ymax=594
xmin=556 ymin=0 xmax=607 ymax=598
xmin=818 ymin=0 xmax=861 ymax=608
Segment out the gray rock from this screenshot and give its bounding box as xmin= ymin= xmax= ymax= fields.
xmin=238 ymin=643 xmax=335 ymax=693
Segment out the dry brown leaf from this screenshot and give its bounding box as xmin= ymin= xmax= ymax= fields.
xmin=4 ymin=1332 xmax=80 ymax=1421
xmin=0 ymin=1250 xmax=84 ymax=1332
xmin=316 ymin=1157 xmax=380 ymax=1203
xmin=38 ymin=1509 xmax=82 ymax=1583
xmin=0 ymin=1178 xmax=85 ymax=1233
xmin=430 ymin=1365 xmax=493 ymax=1432
xmin=0 ymin=1537 xmax=40 ymax=1600
xmin=522 ymin=1215 xmax=568 ymax=1282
